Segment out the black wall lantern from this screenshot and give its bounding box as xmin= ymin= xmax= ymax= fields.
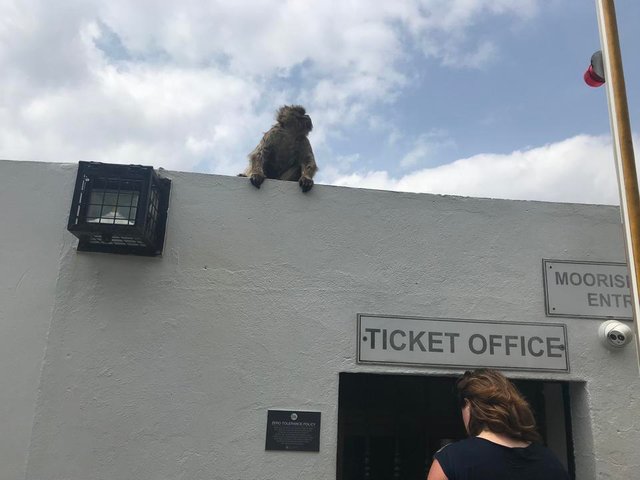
xmin=67 ymin=161 xmax=171 ymax=256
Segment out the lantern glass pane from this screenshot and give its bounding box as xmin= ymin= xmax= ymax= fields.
xmin=87 ymin=189 xmax=139 ymax=225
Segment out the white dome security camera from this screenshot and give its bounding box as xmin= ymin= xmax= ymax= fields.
xmin=599 ymin=320 xmax=633 ymax=349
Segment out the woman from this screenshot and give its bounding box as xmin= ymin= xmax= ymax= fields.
xmin=427 ymin=369 xmax=570 ymax=480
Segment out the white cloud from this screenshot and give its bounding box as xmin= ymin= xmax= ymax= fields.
xmin=400 ymin=130 xmax=455 ymax=168
xmin=330 ymin=134 xmax=635 ymax=205
xmin=0 ymin=0 xmax=545 ymax=174
xmin=413 ymin=0 xmax=539 ymax=68
xmin=2 ymin=59 xmax=264 ymax=172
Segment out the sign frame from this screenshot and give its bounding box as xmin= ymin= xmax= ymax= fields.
xmin=356 ymin=313 xmax=569 ymax=373
xmin=542 ymin=259 xmax=633 ymax=321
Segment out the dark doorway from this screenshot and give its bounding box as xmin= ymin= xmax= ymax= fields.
xmin=336 ymin=373 xmax=574 ymax=480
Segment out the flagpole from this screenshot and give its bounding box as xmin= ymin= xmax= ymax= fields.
xmin=595 ymin=0 xmax=640 ymax=371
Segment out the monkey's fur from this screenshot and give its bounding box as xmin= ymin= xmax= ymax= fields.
xmin=241 ymin=105 xmax=318 ymax=192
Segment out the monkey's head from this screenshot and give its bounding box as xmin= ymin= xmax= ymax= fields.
xmin=276 ymin=105 xmax=313 ymax=135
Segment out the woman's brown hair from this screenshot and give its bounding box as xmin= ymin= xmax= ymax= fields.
xmin=456 ymin=369 xmax=542 ymax=443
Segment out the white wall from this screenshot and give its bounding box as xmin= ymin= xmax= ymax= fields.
xmin=1 ymin=160 xmax=638 ymax=479
xmin=0 ymin=161 xmax=76 ymax=480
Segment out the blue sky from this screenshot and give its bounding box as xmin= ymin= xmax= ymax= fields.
xmin=1 ymin=1 xmax=638 ymax=204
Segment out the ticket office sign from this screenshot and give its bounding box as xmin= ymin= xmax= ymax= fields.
xmin=357 ymin=314 xmax=569 ymax=373
xmin=543 ymin=259 xmax=632 ymax=320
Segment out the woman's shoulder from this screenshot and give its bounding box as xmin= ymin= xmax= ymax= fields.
xmin=436 ymin=436 xmax=551 ymax=462
xmin=524 ymin=442 xmax=570 ymax=467
xmin=436 ymin=438 xmax=569 ymax=479
xmin=434 ymin=437 xmax=508 ymax=478
xmin=440 ymin=436 xmax=496 ymax=452
xmin=435 ymin=437 xmax=498 ymax=460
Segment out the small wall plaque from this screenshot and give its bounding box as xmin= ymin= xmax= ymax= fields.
xmin=265 ymin=410 xmax=321 ymax=452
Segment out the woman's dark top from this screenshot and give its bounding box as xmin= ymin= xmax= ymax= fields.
xmin=434 ymin=436 xmax=570 ymax=480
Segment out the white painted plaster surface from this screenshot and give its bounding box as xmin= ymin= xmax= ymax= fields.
xmin=1 ymin=160 xmax=638 ymax=479
xmin=0 ymin=161 xmax=76 ymax=480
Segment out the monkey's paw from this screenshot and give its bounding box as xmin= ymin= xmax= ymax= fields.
xmin=250 ymin=173 xmax=265 ymax=188
xmin=299 ymin=176 xmax=314 ymax=192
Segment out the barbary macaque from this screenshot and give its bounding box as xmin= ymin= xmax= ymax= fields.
xmin=240 ymin=105 xmax=318 ymax=192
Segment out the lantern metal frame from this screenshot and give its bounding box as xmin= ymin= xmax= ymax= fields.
xmin=67 ymin=161 xmax=171 ymax=256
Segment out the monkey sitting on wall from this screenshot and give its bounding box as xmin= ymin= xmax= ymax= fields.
xmin=240 ymin=105 xmax=318 ymax=192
